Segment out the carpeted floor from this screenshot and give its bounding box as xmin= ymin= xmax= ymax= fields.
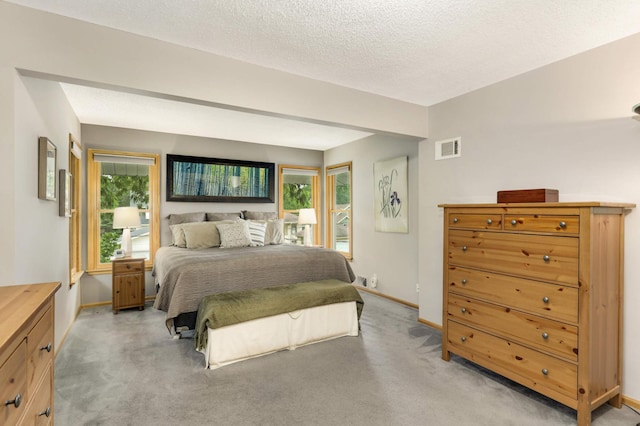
xmin=55 ymin=292 xmax=640 ymax=425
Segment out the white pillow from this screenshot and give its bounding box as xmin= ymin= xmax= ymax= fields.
xmin=247 ymin=221 xmax=267 ymax=246
xmin=265 ymin=219 xmax=284 ymax=245
xmin=217 ymin=221 xmax=252 ymax=248
xmin=170 ymin=224 xmax=187 ymax=248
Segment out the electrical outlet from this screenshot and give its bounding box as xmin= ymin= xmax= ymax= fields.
xmin=370 ymin=273 xmax=378 ymax=288
xmin=416 ymin=283 xmax=420 ymax=292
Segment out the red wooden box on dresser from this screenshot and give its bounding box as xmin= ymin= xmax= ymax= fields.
xmin=0 ymin=282 xmax=60 ymax=425
xmin=439 ymin=202 xmax=634 ymax=426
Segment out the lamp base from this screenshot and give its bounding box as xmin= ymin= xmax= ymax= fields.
xmin=121 ymin=228 xmax=132 ymax=257
xmin=304 ymin=225 xmax=313 ymax=247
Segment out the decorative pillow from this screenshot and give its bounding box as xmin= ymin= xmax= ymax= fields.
xmin=247 ymin=221 xmax=267 ymax=246
xmin=206 ymin=212 xmax=242 ymax=221
xmin=167 ymin=212 xmax=206 ymax=226
xmin=181 ymin=221 xmax=234 ymax=249
xmin=242 ymin=211 xmax=278 ymax=220
xmin=264 ymin=219 xmax=285 ymax=245
xmin=217 ymin=221 xmax=252 ymax=248
xmin=170 ymin=224 xmax=187 ymax=247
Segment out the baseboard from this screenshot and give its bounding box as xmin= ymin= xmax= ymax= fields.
xmin=79 ymin=295 xmax=156 ymax=310
xmin=54 ymin=303 xmax=83 ymax=359
xmin=623 ymin=395 xmax=640 ymax=411
xmin=354 ymin=285 xmax=418 ymax=309
xmin=418 ymin=317 xmax=442 ymax=331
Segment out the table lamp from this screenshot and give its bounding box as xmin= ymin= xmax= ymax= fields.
xmin=113 ymin=206 xmax=141 ymax=257
xmin=297 ymin=208 xmax=317 ymax=246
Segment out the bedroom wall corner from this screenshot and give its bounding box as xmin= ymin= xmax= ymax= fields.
xmin=0 ymin=67 xmax=17 ymax=285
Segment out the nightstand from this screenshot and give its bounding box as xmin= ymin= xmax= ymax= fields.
xmin=111 ymin=257 xmax=145 ymax=314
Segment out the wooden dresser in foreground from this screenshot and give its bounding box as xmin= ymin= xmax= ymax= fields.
xmin=0 ymin=281 xmax=60 ymax=426
xmin=440 ymin=202 xmax=634 ymax=426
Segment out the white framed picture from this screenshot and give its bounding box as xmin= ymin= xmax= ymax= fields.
xmin=374 ymin=156 xmax=408 ymax=233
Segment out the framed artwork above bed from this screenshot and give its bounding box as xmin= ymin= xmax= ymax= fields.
xmin=167 ymin=154 xmax=275 ymax=203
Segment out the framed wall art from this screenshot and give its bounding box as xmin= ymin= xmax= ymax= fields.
xmin=38 ymin=137 xmax=57 ymax=201
xmin=374 ymin=155 xmax=408 ymax=233
xmin=167 ymin=154 xmax=275 ymax=203
xmin=59 ymin=169 xmax=72 ymax=217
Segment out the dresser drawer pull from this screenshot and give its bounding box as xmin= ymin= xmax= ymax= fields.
xmin=542 ymin=296 xmax=550 ymax=304
xmin=542 ymin=332 xmax=549 ymax=340
xmin=4 ymin=394 xmax=22 ymax=408
xmin=460 ymin=336 xmax=467 ymax=342
xmin=461 ymin=279 xmax=467 ymax=284
xmin=38 ymin=407 xmax=51 ymax=418
xmin=559 ymin=221 xmax=567 ymax=228
xmin=543 ymin=255 xmax=550 ymax=262
xmin=462 ymin=246 xmax=467 ymax=252
xmin=541 ymin=368 xmax=549 ymax=376
xmin=40 ymin=342 xmax=52 ymax=352
xmin=453 ymin=217 xmax=459 ymax=223
xmin=486 ymin=219 xmax=492 ymax=225
xmin=511 ymin=219 xmax=517 ymax=226
xmin=461 ymin=308 xmax=467 ymax=314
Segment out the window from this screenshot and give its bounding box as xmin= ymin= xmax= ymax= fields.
xmin=326 ymin=162 xmax=352 ymax=259
xmin=87 ymin=149 xmax=160 ymax=273
xmin=278 ymin=165 xmax=320 ymax=245
xmin=68 ymin=134 xmax=83 ymax=285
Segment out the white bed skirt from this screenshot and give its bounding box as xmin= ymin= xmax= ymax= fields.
xmin=201 ymin=301 xmax=359 ymax=369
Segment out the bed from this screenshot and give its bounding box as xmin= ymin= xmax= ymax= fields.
xmin=152 ymin=244 xmax=356 ymax=332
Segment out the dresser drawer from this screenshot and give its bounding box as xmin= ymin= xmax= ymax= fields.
xmin=27 ymin=307 xmax=53 ymax=394
xmin=448 ymin=230 xmax=579 ymax=285
xmin=447 ymin=267 xmax=578 ymax=323
xmin=1 ymin=340 xmax=28 ymax=425
xmin=448 ymin=213 xmax=502 ymax=230
xmin=447 ymin=320 xmax=577 ymax=399
xmin=113 ymin=259 xmax=145 ymax=274
xmin=23 ymin=364 xmax=52 ymax=425
xmin=447 ymin=294 xmax=578 ymax=361
xmin=504 ymin=215 xmax=579 ymax=234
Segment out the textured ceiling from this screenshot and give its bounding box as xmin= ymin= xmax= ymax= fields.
xmin=7 ymin=0 xmax=640 ymax=148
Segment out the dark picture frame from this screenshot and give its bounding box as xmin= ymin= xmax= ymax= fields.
xmin=38 ymin=137 xmax=57 ymax=201
xmin=166 ymin=154 xmax=275 ymax=203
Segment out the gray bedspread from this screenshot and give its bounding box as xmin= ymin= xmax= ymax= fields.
xmin=152 ymin=245 xmax=355 ymax=330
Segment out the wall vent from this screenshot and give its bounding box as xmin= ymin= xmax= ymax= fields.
xmin=435 ymin=137 xmax=461 ymax=160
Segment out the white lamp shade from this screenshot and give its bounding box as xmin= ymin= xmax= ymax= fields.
xmin=113 ymin=206 xmax=141 ymax=229
xmin=297 ymin=208 xmax=317 ymax=225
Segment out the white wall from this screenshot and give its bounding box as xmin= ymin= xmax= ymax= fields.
xmin=80 ymin=124 xmax=324 ymax=304
xmin=419 ymin=33 xmax=640 ymax=400
xmin=2 ymin=73 xmax=82 ymax=351
xmin=325 ymin=134 xmax=420 ymax=304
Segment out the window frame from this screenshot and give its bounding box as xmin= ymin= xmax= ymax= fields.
xmin=68 ymin=134 xmax=83 ymax=286
xmin=278 ymin=165 xmax=321 ymax=245
xmin=326 ymin=162 xmax=352 ymax=259
xmin=87 ymin=149 xmax=160 ymax=273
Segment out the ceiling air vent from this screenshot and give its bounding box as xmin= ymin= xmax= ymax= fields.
xmin=435 ymin=137 xmax=461 ymax=160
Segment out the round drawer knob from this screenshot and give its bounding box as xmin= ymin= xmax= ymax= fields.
xmin=542 ymin=296 xmax=550 ymax=304
xmin=486 ymin=219 xmax=492 ymax=225
xmin=542 ymin=332 xmax=549 ymax=340
xmin=462 ymin=246 xmax=467 ymax=252
xmin=5 ymin=394 xmax=22 ymax=408
xmin=461 ymin=279 xmax=467 ymax=285
xmin=40 ymin=342 xmax=52 ymax=352
xmin=460 ymin=336 xmax=466 ymax=342
xmin=38 ymin=407 xmax=51 ymax=418
xmin=511 ymin=219 xmax=517 ymax=226
xmin=453 ymin=217 xmax=459 ymax=223
xmin=543 ymin=255 xmax=550 ymax=262
xmin=461 ymin=308 xmax=467 ymax=314
xmin=559 ymin=221 xmax=567 ymax=228
xmin=541 ymin=368 xmax=549 ymax=376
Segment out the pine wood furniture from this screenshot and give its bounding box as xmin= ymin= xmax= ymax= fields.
xmin=0 ymin=281 xmax=60 ymax=426
xmin=112 ymin=257 xmax=146 ymax=314
xmin=440 ymin=202 xmax=634 ymax=426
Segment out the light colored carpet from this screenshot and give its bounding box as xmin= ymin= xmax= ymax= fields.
xmin=55 ymin=292 xmax=640 ymax=425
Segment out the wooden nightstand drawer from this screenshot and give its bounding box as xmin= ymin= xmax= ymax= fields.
xmin=447 ymin=294 xmax=578 ymax=361
xmin=447 ymin=320 xmax=577 ymax=400
xmin=1 ymin=340 xmax=28 ymax=425
xmin=113 ymin=259 xmax=145 ymax=274
xmin=447 ymin=267 xmax=578 ymax=323
xmin=504 ymin=215 xmax=579 ymax=234
xmin=447 ymin=230 xmax=579 ymax=285
xmin=448 ymin=213 xmax=502 ymax=230
xmin=27 ymin=307 xmax=53 ymax=394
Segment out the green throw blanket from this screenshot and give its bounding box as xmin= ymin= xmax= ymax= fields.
xmin=195 ymin=279 xmax=364 ymax=350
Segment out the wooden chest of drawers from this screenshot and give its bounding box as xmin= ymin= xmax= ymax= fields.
xmin=440 ymin=202 xmax=634 ymax=426
xmin=112 ymin=257 xmax=146 ymax=314
xmin=0 ymin=282 xmax=60 ymax=426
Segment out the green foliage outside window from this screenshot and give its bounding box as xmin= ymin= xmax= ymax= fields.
xmin=283 ymin=183 xmax=312 ymax=210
